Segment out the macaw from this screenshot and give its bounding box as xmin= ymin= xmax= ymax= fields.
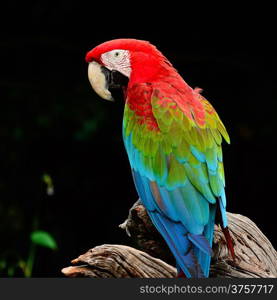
xmin=85 ymin=39 xmax=235 ymax=278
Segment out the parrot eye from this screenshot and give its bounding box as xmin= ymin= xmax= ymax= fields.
xmin=101 ymin=49 xmax=131 ymax=78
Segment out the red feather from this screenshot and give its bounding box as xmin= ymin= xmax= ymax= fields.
xmin=177 ymin=270 xmax=187 ymax=278
xmin=85 ymin=39 xmax=165 ymax=63
xmin=86 ymin=38 xmax=207 ymax=128
xmin=222 ymin=226 xmax=236 ymax=261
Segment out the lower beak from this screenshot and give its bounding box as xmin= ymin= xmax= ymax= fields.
xmin=88 ymin=61 xmax=113 ymax=101
xmin=88 ymin=61 xmax=129 ymax=101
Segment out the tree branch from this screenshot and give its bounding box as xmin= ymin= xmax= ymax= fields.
xmin=62 ymin=200 xmax=277 ymax=278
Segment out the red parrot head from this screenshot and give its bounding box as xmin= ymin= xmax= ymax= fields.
xmin=85 ymin=39 xmax=171 ymax=101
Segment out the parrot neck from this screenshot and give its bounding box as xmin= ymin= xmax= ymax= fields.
xmin=128 ymin=52 xmax=173 ymax=85
xmin=125 ymin=52 xmax=197 ymax=132
xmin=128 ymin=52 xmax=192 ymax=97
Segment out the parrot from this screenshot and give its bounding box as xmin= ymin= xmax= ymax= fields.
xmin=85 ymin=39 xmax=235 ymax=278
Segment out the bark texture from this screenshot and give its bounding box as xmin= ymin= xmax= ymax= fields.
xmin=62 ymin=201 xmax=277 ymax=278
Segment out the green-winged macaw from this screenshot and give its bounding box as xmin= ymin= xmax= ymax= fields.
xmin=85 ymin=39 xmax=235 ymax=278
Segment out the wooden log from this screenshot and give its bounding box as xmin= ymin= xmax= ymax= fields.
xmin=62 ymin=244 xmax=176 ymax=278
xmin=62 ymin=201 xmax=277 ymax=278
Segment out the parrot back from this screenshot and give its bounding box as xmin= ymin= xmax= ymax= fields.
xmin=123 ymin=81 xmax=230 ymax=277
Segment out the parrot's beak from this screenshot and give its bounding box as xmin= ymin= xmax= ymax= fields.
xmin=88 ymin=61 xmax=128 ymax=101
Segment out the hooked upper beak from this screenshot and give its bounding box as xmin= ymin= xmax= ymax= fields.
xmin=87 ymin=61 xmax=129 ymax=101
xmin=88 ymin=61 xmax=113 ymax=101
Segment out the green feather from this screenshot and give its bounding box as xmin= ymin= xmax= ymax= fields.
xmin=153 ymin=147 xmax=167 ymax=183
xmin=123 ymin=88 xmax=229 ymax=207
xmin=166 ymin=154 xmax=187 ymax=188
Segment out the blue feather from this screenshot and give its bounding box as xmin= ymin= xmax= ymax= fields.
xmin=125 ymin=134 xmax=219 ymax=278
xmin=194 ymin=205 xmax=216 ymax=277
xmin=149 ymin=211 xmax=204 ymax=278
xmin=190 ymin=146 xmax=206 ymax=163
xmin=219 ymin=195 xmax=228 ymax=228
xmin=188 ymin=233 xmax=213 ymax=256
xmin=132 ymin=169 xmax=214 ymax=278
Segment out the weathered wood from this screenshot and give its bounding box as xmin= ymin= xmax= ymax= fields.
xmin=211 ymin=213 xmax=277 ymax=277
xmin=62 ymin=201 xmax=277 ymax=278
xmin=62 ymin=244 xmax=176 ymax=278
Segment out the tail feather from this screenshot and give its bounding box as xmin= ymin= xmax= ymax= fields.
xmin=193 ymin=205 xmax=216 ymax=277
xmin=149 ymin=210 xmax=205 ymax=278
xmin=217 ymin=196 xmax=235 ymax=261
xmin=132 ymin=170 xmax=214 ymax=278
xmin=222 ymin=226 xmax=236 ymax=261
xmin=177 ymin=269 xmax=187 ymax=278
xmin=188 ymin=233 xmax=213 ymax=256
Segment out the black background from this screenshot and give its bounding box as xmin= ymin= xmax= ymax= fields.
xmin=0 ymin=3 xmax=276 ymax=276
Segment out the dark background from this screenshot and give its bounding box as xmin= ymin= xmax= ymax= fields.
xmin=0 ymin=3 xmax=276 ymax=276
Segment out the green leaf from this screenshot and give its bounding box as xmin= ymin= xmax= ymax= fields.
xmin=31 ymin=231 xmax=58 ymax=250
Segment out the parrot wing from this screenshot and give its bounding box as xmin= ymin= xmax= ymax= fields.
xmin=123 ymin=82 xmax=230 ymax=277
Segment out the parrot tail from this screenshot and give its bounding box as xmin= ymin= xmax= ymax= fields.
xmin=131 ymin=170 xmax=214 ymax=278
xmin=148 ymin=210 xmax=207 ymax=278
xmin=177 ymin=269 xmax=187 ymax=278
xmin=216 ymin=196 xmax=236 ymax=261
xmin=222 ymin=226 xmax=236 ymax=261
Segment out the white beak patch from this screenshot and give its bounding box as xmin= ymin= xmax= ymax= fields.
xmin=88 ymin=61 xmax=113 ymax=101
